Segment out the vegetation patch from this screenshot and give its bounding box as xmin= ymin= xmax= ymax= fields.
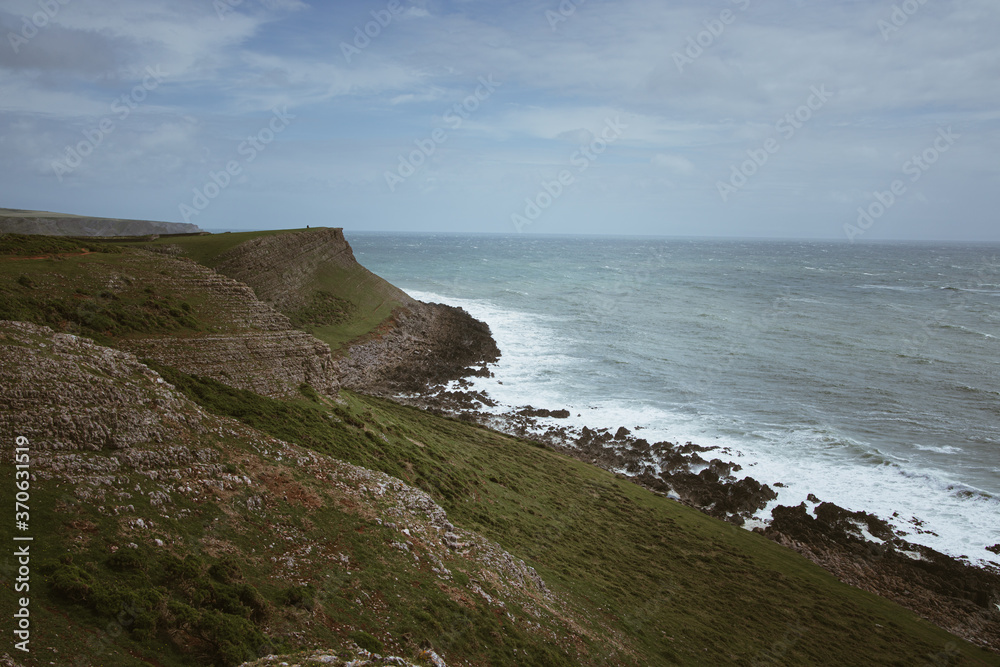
xmin=0 ymin=233 xmax=122 ymax=257
xmin=0 ymin=284 xmax=200 ymax=340
xmin=289 ymin=289 xmax=358 ymax=328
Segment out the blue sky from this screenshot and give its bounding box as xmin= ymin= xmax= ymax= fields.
xmin=1 ymin=0 xmax=998 ymax=240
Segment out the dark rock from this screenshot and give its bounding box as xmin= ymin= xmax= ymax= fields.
xmin=762 ymin=500 xmax=1000 ymax=653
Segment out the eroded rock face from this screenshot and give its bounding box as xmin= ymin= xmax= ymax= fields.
xmin=336 ymin=302 xmax=501 ymax=395
xmin=0 ymin=320 xmax=204 ymax=452
xmin=0 ymin=322 xmax=573 ymax=663
xmin=209 ymin=228 xmax=500 ymax=398
xmin=113 ymin=252 xmax=340 ymax=400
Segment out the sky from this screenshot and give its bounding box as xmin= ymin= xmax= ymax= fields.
xmin=1 ymin=0 xmax=998 ymax=240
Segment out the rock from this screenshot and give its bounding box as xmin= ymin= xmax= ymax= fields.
xmin=335 ymin=302 xmax=500 ymax=395
xmin=517 ymin=406 xmax=570 ymax=419
xmin=614 ymin=426 xmax=631 ymax=439
xmin=110 ymin=250 xmax=340 ymax=399
xmin=762 ymin=501 xmax=1000 ymax=653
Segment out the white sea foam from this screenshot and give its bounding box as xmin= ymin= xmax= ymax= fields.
xmin=405 ymin=288 xmax=1000 ymax=568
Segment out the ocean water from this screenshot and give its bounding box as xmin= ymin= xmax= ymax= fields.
xmin=349 ymin=233 xmax=1000 ymax=566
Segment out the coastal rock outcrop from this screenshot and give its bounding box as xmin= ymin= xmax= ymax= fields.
xmin=208 ymin=227 xmax=500 ymax=396
xmin=213 ymin=227 xmax=414 ymax=314
xmin=335 ymin=302 xmax=500 ymax=395
xmin=761 ymin=500 xmax=1000 ymax=653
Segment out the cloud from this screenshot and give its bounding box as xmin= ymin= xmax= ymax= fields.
xmin=652 ymin=153 xmax=696 ymax=174
xmin=1 ymin=0 xmax=998 ymax=238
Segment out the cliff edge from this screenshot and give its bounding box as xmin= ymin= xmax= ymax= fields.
xmin=0 ymin=208 xmax=203 ymax=236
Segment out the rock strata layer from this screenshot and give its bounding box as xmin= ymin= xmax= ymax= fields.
xmin=335 ymin=301 xmax=501 ymax=395
xmin=114 ymin=252 xmax=340 ymax=399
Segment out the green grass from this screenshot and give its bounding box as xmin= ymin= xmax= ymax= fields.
xmin=2 ymin=230 xmax=998 ymax=666
xmin=0 ymin=233 xmax=123 ymax=256
xmin=138 ymin=229 xmax=317 ymax=268
xmin=139 ymin=365 xmax=1000 ymax=666
xmin=0 ymin=251 xmax=211 ymax=344
xmin=139 ymin=229 xmax=403 ymax=351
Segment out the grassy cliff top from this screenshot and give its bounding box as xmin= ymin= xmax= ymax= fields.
xmin=1 ymin=228 xmax=997 ymax=666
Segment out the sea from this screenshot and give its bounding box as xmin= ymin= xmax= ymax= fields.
xmin=348 ymin=233 xmax=1000 ymax=567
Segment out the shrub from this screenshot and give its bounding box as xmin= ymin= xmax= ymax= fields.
xmin=106 ymin=548 xmax=145 ymax=572
xmin=279 ymin=584 xmax=314 ymax=610
xmin=350 ymin=630 xmax=384 ymax=654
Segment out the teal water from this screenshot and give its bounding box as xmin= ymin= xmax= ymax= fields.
xmin=349 ymin=233 xmax=1000 ymax=565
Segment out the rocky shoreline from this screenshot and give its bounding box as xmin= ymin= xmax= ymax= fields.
xmin=347 ymin=308 xmax=1000 ymax=654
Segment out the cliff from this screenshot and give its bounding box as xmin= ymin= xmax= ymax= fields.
xmin=0 ymin=240 xmax=339 ymax=400
xmin=0 ymin=208 xmax=203 ymax=236
xmin=157 ymin=227 xmax=501 ymax=393
xmin=0 ymin=321 xmax=561 ymax=666
xmin=2 ymin=227 xmax=998 ymax=667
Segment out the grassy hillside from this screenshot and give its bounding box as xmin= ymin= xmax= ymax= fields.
xmin=1 ymin=230 xmax=998 ymax=666
xmin=150 ymin=370 xmax=1000 ymax=666
xmin=140 ymin=229 xmax=407 ymax=351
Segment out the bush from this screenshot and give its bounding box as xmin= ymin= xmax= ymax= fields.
xmin=164 ymin=553 xmax=203 ymax=580
xmin=106 ymin=548 xmax=145 ymax=572
xmin=208 ymin=556 xmax=241 ymax=584
xmin=48 ymin=563 xmax=94 ymax=602
xmin=350 ymin=630 xmax=384 ymax=654
xmin=279 ymin=584 xmax=314 ymax=610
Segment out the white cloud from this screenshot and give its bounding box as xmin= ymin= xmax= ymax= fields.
xmin=652 ymin=153 xmax=695 ymax=174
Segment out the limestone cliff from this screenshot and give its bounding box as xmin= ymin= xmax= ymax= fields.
xmin=213 ymin=227 xmax=414 ymax=314
xmin=116 ymin=251 xmax=340 ymax=400
xmin=0 ymin=321 xmax=566 ymax=666
xmin=0 ymin=208 xmax=203 ymax=236
xmin=0 ymin=244 xmax=340 ymax=400
xmin=206 ymin=228 xmax=501 ymax=395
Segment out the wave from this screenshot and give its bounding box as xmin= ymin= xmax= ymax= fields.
xmin=913 ymin=444 xmax=963 ymax=454
xmin=857 ymin=284 xmax=930 ymax=292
